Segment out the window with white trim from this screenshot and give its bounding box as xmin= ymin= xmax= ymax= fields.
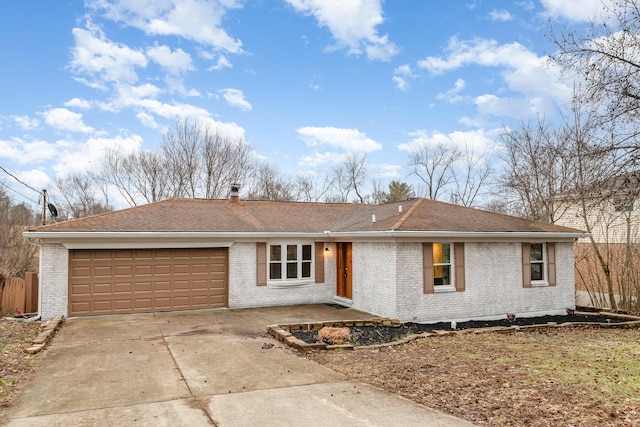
xmin=432 ymin=243 xmax=452 ymax=286
xmin=269 ymin=243 xmax=313 ymax=281
xmin=530 ymin=243 xmax=545 ymax=282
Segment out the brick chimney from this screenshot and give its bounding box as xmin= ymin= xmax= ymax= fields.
xmin=229 ymin=184 xmax=240 ymax=203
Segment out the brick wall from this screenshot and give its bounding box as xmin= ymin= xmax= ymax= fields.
xmin=393 ymin=242 xmax=575 ymax=323
xmin=228 ymin=242 xmax=333 ymax=309
xmin=350 ymin=242 xmax=397 ymax=317
xmin=39 ymin=243 xmax=69 ymax=320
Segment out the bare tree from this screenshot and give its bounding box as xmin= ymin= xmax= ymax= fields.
xmin=408 ymin=142 xmax=462 ymax=201
xmin=498 ymin=117 xmax=576 ymax=222
xmin=450 ymin=146 xmax=493 ymax=207
xmin=0 ymin=187 xmax=37 ymax=277
xmin=97 ymin=119 xmax=257 ymax=205
xmin=328 ymin=153 xmax=368 ymax=203
xmin=551 ymin=0 xmax=640 ymax=167
xmin=54 ymin=174 xmax=111 ymax=219
xmin=245 ymin=162 xmax=296 ymax=201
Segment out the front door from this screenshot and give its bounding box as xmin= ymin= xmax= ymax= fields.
xmin=336 ymin=242 xmax=352 ymax=299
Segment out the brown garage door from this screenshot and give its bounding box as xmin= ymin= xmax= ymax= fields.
xmin=69 ymin=248 xmax=228 ymax=316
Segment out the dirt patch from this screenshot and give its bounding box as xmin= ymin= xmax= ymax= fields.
xmin=0 ymin=318 xmax=42 ymax=411
xmin=306 ymin=326 xmax=640 ymax=426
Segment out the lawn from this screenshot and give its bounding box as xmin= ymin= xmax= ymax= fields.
xmin=306 ymin=326 xmax=640 ymax=426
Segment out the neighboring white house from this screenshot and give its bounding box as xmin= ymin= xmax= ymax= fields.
xmin=555 ymin=173 xmax=640 ymax=308
xmin=24 ymin=193 xmax=583 ymax=322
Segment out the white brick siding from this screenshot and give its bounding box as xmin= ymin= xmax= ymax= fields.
xmin=39 ymin=243 xmax=69 ymax=319
xmin=35 ymin=239 xmax=576 ymax=323
xmin=228 ymin=242 xmax=333 ymax=309
xmin=391 ymin=242 xmax=575 ymax=323
xmin=349 ymin=242 xmax=397 ymax=317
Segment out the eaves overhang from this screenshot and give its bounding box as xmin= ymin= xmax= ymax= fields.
xmin=24 ymin=229 xmax=588 ymax=244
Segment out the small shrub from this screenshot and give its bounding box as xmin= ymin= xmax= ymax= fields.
xmin=318 ymin=326 xmax=350 ymax=345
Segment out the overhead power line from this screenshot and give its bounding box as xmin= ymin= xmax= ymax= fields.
xmin=0 ymin=180 xmax=41 ymax=207
xmin=0 ymin=165 xmax=44 ymax=197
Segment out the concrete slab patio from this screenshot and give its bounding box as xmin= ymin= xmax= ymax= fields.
xmin=2 ymin=305 xmax=475 ymax=426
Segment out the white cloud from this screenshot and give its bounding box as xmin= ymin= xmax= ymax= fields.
xmin=392 ymin=64 xmax=416 ymax=91
xmin=540 ymin=0 xmax=608 ymax=22
xmin=207 ymin=55 xmax=232 ymax=71
xmin=219 ymin=88 xmax=252 ymax=111
xmin=375 ymin=163 xmax=402 ymax=179
xmin=0 ymin=137 xmax=57 ymax=164
xmin=146 ymin=44 xmax=193 ymax=75
xmin=89 ymin=0 xmax=243 ymax=53
xmin=488 ymin=9 xmax=514 ymax=21
xmin=64 ymin=98 xmax=92 ymax=109
xmin=436 ymin=78 xmax=467 ymax=103
xmin=298 ymin=151 xmax=350 ymax=167
xmin=398 ymin=128 xmax=498 ymax=155
xmin=418 ymin=37 xmax=572 ymax=118
xmin=15 ymin=169 xmax=52 ymax=192
xmin=70 ymin=23 xmax=148 ymax=87
xmin=53 ymin=134 xmax=143 ymax=177
xmin=43 ymin=108 xmax=95 ymax=134
xmin=297 ymin=126 xmax=382 ymax=153
xmin=13 ymin=115 xmax=40 ymax=130
xmin=285 ymin=0 xmax=398 ymax=61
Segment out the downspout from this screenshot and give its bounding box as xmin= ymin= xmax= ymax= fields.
xmin=25 ymin=237 xmax=42 ymax=321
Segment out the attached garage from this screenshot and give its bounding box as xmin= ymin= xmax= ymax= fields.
xmin=68 ymin=248 xmax=228 ymax=316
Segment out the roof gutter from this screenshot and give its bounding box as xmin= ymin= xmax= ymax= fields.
xmin=23 ymin=229 xmax=588 ymax=242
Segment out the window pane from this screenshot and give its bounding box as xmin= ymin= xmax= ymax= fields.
xmin=433 ymin=243 xmax=443 ymax=264
xmin=442 ymin=244 xmax=451 ymax=263
xmin=270 ymin=245 xmax=281 ymax=261
xmin=287 ymin=262 xmax=297 ymax=279
xmin=302 ymin=261 xmax=311 ymax=278
xmin=270 ymin=263 xmax=281 ymax=280
xmin=302 ymin=245 xmax=312 ymax=261
xmin=530 ymin=243 xmax=543 ymax=262
xmin=531 ymin=263 xmax=543 ymax=281
xmin=287 ymin=245 xmax=297 ymax=261
xmin=442 ymin=265 xmax=451 ymax=285
xmin=433 ymin=265 xmax=451 ymax=286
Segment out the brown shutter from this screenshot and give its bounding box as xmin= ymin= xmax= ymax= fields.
xmin=454 ymin=242 xmax=465 ymax=292
xmin=423 ymin=243 xmax=434 ymax=294
xmin=547 ymin=243 xmax=556 ymax=286
xmin=256 ymin=242 xmax=267 ymax=286
xmin=315 ymin=242 xmax=324 ymax=283
xmin=522 ymin=243 xmax=531 ymax=288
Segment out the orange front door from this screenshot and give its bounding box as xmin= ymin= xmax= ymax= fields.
xmin=336 ymin=242 xmax=352 ymax=299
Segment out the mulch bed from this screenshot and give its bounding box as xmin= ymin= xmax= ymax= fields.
xmin=291 ymin=314 xmax=633 ymax=346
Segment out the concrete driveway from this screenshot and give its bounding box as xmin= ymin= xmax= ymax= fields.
xmin=3 ymin=305 xmax=474 ymax=426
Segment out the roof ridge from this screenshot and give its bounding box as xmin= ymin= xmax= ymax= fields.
xmin=390 ymin=198 xmax=424 ymax=230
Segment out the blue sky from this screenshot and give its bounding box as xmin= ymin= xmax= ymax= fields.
xmin=0 ymin=0 xmax=602 ymax=209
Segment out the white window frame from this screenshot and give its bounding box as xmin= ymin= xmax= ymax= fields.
xmin=268 ymin=242 xmax=314 ymax=285
xmin=433 ymin=242 xmax=455 ymax=292
xmin=530 ymin=242 xmax=547 ymax=285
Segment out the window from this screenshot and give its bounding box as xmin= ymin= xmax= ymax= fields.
xmin=423 ymin=242 xmax=465 ymax=294
xmin=529 ymin=243 xmax=544 ymax=281
xmin=432 ymin=243 xmax=451 ymax=286
xmin=522 ymin=242 xmax=556 ymax=287
xmin=268 ymin=243 xmax=313 ymax=281
xmin=614 ymin=196 xmax=634 ymax=212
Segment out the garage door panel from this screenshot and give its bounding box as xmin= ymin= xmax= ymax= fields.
xmin=69 ymin=248 xmax=228 ymax=316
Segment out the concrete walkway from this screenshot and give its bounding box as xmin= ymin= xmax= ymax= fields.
xmin=2 ymin=305 xmax=475 ymax=426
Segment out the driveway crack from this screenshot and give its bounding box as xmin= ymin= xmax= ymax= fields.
xmin=160 ymin=330 xmax=219 ymax=426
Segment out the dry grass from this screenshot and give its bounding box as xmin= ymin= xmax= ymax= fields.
xmin=0 ymin=318 xmax=41 ymax=411
xmin=317 ymin=326 xmax=351 ymax=345
xmin=307 ymin=326 xmax=640 ymax=426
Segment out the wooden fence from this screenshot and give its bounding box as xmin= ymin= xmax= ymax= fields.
xmin=0 ymin=272 xmax=38 ymax=316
